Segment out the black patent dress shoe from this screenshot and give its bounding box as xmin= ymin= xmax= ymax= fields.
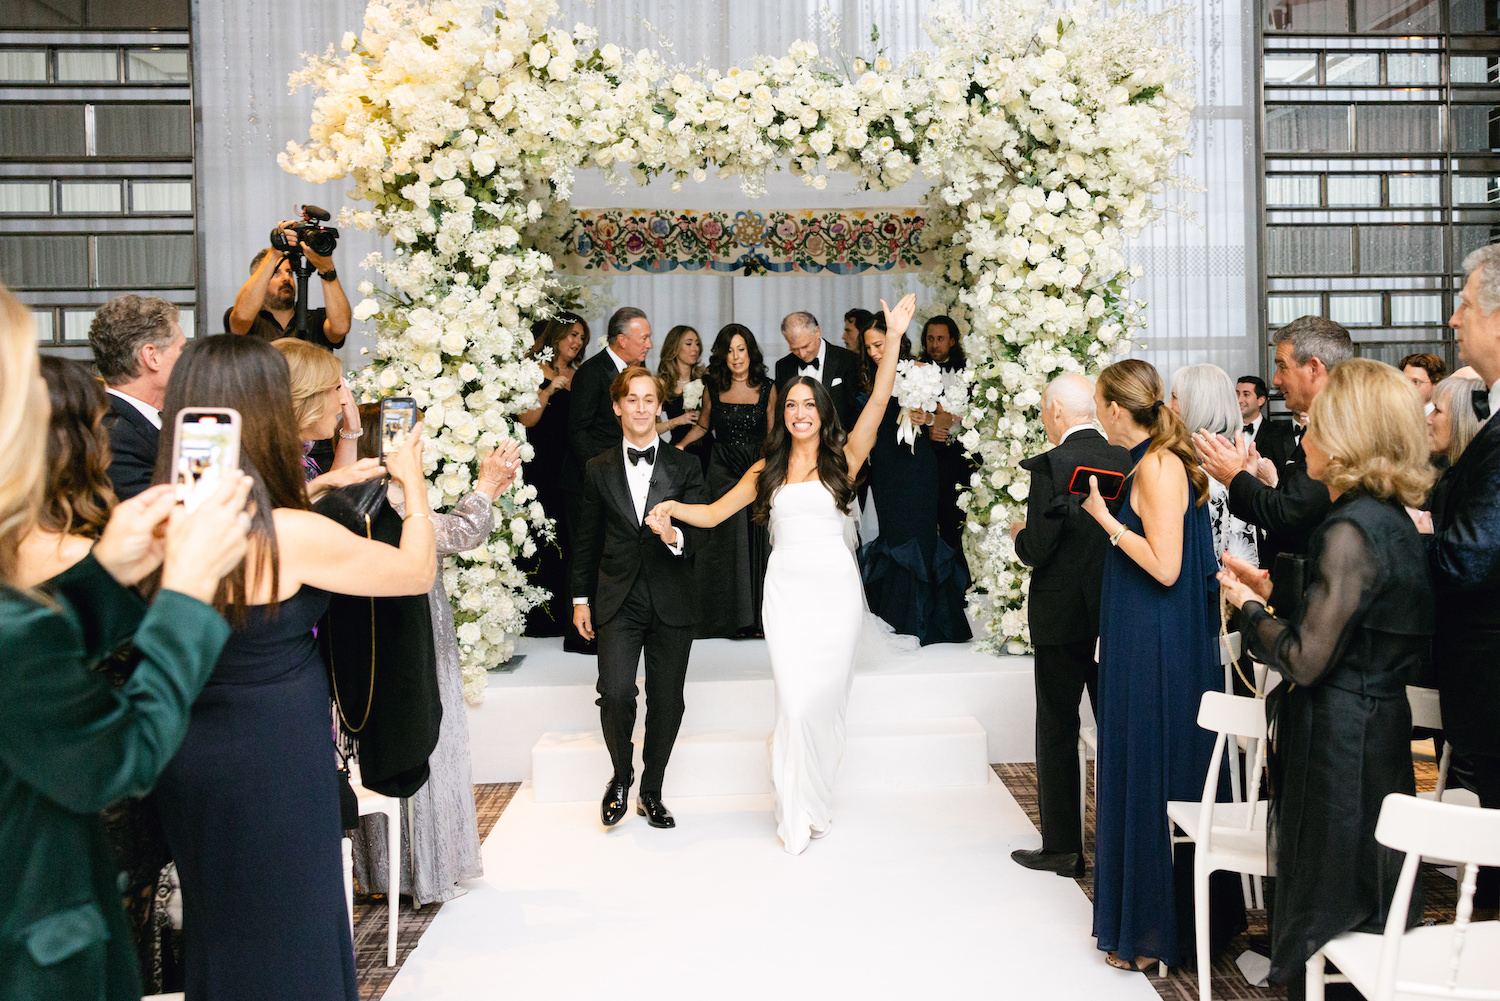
xmin=636 ymin=792 xmax=676 ymax=829
xmin=1011 ymin=847 xmax=1084 ymax=877
xmin=601 ymin=779 xmax=631 ymax=826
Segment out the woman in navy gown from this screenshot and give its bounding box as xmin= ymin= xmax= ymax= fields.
xmin=674 ymin=324 xmax=775 ymax=637
xmin=1081 ymin=359 xmax=1225 ymax=972
xmin=856 ymin=314 xmax=971 ymax=645
xmin=151 ymin=336 xmax=438 ymax=1001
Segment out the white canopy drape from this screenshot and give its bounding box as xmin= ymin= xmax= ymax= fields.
xmin=194 ymin=0 xmax=1258 ymax=379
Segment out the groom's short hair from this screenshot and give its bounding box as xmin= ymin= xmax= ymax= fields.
xmin=610 ymin=366 xmax=662 ymax=405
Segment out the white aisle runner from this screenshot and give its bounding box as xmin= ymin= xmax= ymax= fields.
xmin=383 ymin=775 xmax=1162 ymax=1001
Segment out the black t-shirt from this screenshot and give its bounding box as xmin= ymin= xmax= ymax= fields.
xmin=222 ymin=306 xmax=338 ymax=350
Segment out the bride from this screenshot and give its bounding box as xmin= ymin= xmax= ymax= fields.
xmin=649 ymin=293 xmax=915 ymax=854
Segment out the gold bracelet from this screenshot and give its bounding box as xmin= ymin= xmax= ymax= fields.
xmin=404 ymin=511 xmax=431 ymax=522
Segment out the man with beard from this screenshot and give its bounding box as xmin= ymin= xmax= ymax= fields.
xmin=225 ymin=220 xmax=351 ymax=349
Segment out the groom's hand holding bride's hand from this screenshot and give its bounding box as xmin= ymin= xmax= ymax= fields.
xmin=644 ymin=504 xmax=679 ymax=545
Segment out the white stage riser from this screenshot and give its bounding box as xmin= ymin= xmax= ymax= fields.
xmin=531 ymin=717 xmax=992 ymax=803
xmin=467 ymin=641 xmax=1060 ymax=784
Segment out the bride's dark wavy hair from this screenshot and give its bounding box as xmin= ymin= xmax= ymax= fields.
xmin=752 ymin=376 xmax=853 ymax=525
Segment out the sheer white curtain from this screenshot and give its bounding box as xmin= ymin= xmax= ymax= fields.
xmin=194 ymin=0 xmax=1257 ymax=378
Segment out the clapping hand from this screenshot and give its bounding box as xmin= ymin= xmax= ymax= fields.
xmin=1247 ymin=441 xmax=1279 ymax=487
xmin=880 ymin=293 xmax=918 ymax=338
xmin=1216 ymin=552 xmax=1272 ymax=610
xmin=1193 ymin=429 xmax=1251 ymax=488
xmin=383 ymin=421 xmax=426 ymax=491
xmin=476 ymin=439 xmax=522 ymax=498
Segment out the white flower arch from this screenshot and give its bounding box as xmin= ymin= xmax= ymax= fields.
xmin=281 ymin=0 xmax=1194 ymax=700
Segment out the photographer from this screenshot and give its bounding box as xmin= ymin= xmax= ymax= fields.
xmin=224 ymin=216 xmax=350 ymax=349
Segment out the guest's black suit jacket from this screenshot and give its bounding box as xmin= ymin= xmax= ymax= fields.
xmin=774 ymin=341 xmax=860 ymax=432
xmin=102 ymin=393 xmax=160 ymax=501
xmin=1014 ymin=429 xmax=1135 ymax=647
xmin=1253 ymin=418 xmax=1297 ymax=471
xmin=570 ymin=443 xmax=708 ymax=627
xmin=565 ymin=350 xmax=624 ymax=494
xmin=1426 ymin=414 xmax=1500 ymax=755
xmin=1227 ymin=439 xmax=1331 ymax=560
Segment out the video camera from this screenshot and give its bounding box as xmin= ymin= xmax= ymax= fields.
xmin=270 ymin=204 xmax=339 ymax=258
xmin=269 ymin=205 xmax=340 ymax=338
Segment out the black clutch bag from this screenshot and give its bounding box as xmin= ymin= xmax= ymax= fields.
xmin=1269 ymin=552 xmax=1308 ymax=623
xmin=312 ymin=477 xmax=387 ymax=535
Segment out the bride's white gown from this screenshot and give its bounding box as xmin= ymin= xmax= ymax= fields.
xmin=763 ymin=480 xmax=865 ymax=855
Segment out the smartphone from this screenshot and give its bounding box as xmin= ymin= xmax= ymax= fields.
xmin=172 ymin=408 xmax=241 ymax=512
xmin=1068 ymin=465 xmax=1126 ymax=501
xmin=380 ymin=397 xmax=417 ymax=457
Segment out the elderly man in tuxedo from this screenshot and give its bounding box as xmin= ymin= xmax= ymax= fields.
xmin=1417 ymin=245 xmax=1500 ymax=900
xmin=1197 ymin=316 xmax=1350 ymax=562
xmin=774 ymin=311 xmax=860 ymax=431
xmin=1008 ymin=373 xmax=1134 ymax=877
xmin=572 ymin=367 xmax=707 ymax=830
xmin=87 ymin=295 xmax=186 ymax=500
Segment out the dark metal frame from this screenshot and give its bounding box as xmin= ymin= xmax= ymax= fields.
xmin=0 ymin=27 xmax=197 ymax=359
xmin=1255 ymin=0 xmax=1500 ymax=384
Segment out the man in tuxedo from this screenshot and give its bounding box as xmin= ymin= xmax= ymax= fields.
xmin=1197 ymin=316 xmax=1350 ymax=561
xmin=1007 ymin=374 xmax=1133 ymax=877
xmin=1236 ymin=375 xmax=1296 ymax=470
xmin=774 ymin=311 xmax=859 ymax=431
xmin=88 ymin=295 xmax=186 ymax=499
xmin=572 ymin=367 xmax=707 ymax=829
xmin=563 ymin=306 xmax=653 ymax=652
xmin=1422 ymin=245 xmax=1500 ymax=899
xmin=1399 ymin=352 xmax=1447 ymax=413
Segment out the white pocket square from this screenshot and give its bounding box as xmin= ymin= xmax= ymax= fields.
xmin=830 ymin=377 xmax=843 ymax=387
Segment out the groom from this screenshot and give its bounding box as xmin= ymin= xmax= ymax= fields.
xmin=572 ymin=366 xmax=707 ymax=828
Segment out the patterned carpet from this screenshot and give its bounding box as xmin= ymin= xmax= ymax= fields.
xmin=352 ymin=755 xmax=1456 ymax=1000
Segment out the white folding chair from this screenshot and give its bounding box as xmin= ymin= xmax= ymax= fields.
xmin=1167 ymin=691 xmax=1272 ymax=1001
xmin=1406 ymin=686 xmax=1454 ymax=802
xmin=345 ymin=760 xmax=402 ymax=967
xmin=1307 ymin=793 xmax=1500 ymax=1001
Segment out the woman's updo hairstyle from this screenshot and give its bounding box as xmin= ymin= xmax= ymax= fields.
xmin=1097 ymin=358 xmax=1208 ymax=505
xmin=1307 ymin=357 xmax=1435 ymax=507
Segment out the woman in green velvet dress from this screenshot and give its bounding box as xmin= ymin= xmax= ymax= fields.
xmin=0 ymin=285 xmax=254 ymax=1000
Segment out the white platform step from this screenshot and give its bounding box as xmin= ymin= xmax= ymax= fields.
xmin=531 ymin=716 xmax=991 ymax=803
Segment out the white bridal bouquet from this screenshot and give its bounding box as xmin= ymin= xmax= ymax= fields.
xmin=894 ymin=360 xmax=945 ymax=451
xmin=937 ymin=368 xmax=971 ymax=420
xmin=681 ymin=378 xmax=705 ymax=411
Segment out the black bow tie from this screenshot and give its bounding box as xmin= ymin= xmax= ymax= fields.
xmin=1474 ymin=388 xmax=1491 ymax=421
xmin=1242 ymin=423 xmax=1255 ymax=437
xmin=627 ymin=445 xmax=656 ymax=466
xmin=798 ymin=355 xmax=820 ymax=371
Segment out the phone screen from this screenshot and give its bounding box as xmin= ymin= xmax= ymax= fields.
xmin=381 ymin=398 xmax=417 ymax=456
xmin=173 ymin=410 xmax=240 ymax=511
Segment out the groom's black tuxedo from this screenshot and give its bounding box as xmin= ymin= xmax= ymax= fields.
xmin=571 ymin=439 xmax=708 ymax=796
xmin=1014 ymin=427 xmax=1133 ymax=856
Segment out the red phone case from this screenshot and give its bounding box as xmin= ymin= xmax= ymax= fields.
xmin=1069 ymin=465 xmax=1125 ymax=500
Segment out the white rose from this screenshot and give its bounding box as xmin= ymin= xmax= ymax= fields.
xmin=457 ymin=621 xmax=482 ymax=645
xmin=584 ymin=119 xmax=611 ymax=144
xmin=477 ymin=77 xmax=500 ymax=102
xmin=471 ymin=151 xmax=496 ymax=176
xmin=712 ymin=78 xmax=738 ymax=101
xmin=808 ymin=129 xmax=834 ymax=155
xmin=439 ymin=331 xmax=466 ymax=354
xmin=529 ymin=42 xmax=550 ymax=67
xmin=936 ymin=79 xmax=962 ymax=103
xmin=856 ymin=73 xmax=882 ymax=96
xmin=1043 ymin=49 xmax=1067 ymax=72
xmin=352 ymin=298 xmax=380 ymax=321
xmin=1045 ymin=190 xmax=1067 ymax=213
xmin=600 ymin=43 xmax=622 ymax=69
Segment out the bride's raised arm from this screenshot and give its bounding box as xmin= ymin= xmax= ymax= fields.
xmin=650 ymin=459 xmax=766 ymax=530
xmin=844 ymin=293 xmax=916 ymax=473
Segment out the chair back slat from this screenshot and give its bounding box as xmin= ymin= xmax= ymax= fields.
xmin=1196 ymin=690 xmax=1267 ymax=740
xmin=1368 ymin=795 xmax=1500 ymax=1001
xmin=1407 ymin=686 xmax=1444 ymax=732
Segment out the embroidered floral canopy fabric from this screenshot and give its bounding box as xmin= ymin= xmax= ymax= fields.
xmin=559 ymin=207 xmax=932 ymax=275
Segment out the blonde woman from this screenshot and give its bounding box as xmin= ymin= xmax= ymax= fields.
xmin=0 ymin=285 xmax=253 ymax=999
xmin=1218 ymin=358 xmax=1435 ymax=988
xmin=1081 ymin=358 xmax=1228 ymax=973
xmin=272 ymin=337 xmax=364 ymax=483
